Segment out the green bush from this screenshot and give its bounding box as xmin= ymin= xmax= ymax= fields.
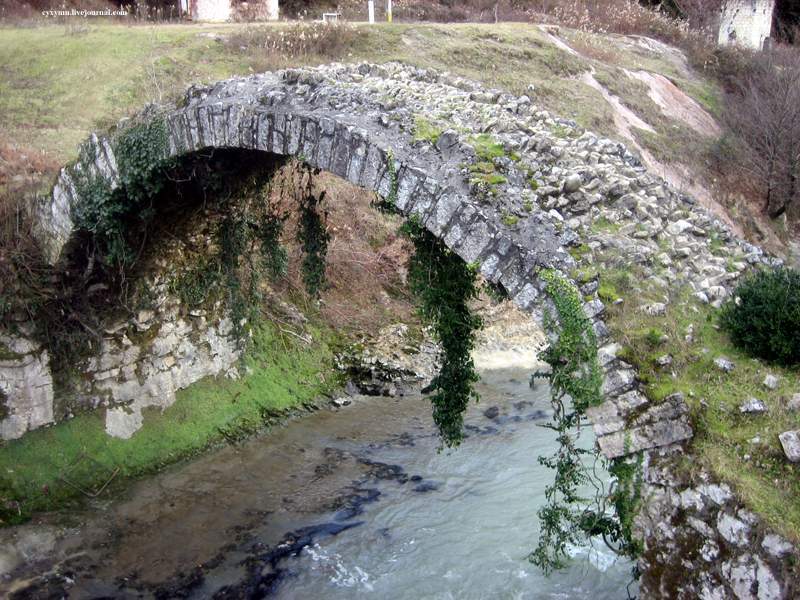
xmin=720 ymin=267 xmax=800 ymax=366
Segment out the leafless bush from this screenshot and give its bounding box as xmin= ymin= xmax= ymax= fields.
xmin=718 ymin=45 xmax=800 ymax=224
xmin=0 ymin=142 xmax=59 ymax=323
xmin=227 ymin=21 xmax=360 ymax=60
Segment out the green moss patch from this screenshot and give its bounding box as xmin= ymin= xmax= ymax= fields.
xmin=0 ymin=320 xmax=338 ymax=525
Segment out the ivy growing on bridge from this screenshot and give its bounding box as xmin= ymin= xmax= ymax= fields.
xmin=296 ymin=168 xmax=330 ymax=299
xmin=401 ymin=216 xmax=483 ymax=448
xmin=529 ymin=269 xmax=611 ymax=573
xmin=71 ymin=118 xmax=174 ymax=268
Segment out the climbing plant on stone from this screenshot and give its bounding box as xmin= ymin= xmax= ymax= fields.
xmin=402 ymin=216 xmax=483 ymax=447
xmin=529 ymin=269 xmax=610 ymax=573
xmin=71 ymin=117 xmax=173 ymax=268
xmin=296 ymin=167 xmax=330 ymax=299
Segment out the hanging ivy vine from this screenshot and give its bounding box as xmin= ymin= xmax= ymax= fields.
xmin=71 ymin=118 xmax=174 ymax=268
xmin=295 ymin=165 xmax=330 ymax=299
xmin=401 ymin=216 xmax=483 ymax=447
xmin=529 ymin=269 xmax=612 ymax=573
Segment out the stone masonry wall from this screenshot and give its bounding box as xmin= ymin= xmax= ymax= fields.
xmin=719 ymin=0 xmax=776 ymax=49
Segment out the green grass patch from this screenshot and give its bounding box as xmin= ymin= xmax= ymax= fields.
xmin=606 ymin=289 xmax=800 ymax=543
xmin=413 ymin=115 xmax=443 ymax=145
xmin=0 ymin=320 xmax=338 ymax=525
xmin=470 ymin=133 xmax=506 ymax=162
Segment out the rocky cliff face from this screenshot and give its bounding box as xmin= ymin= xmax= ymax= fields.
xmin=637 ymin=448 xmax=796 ymax=599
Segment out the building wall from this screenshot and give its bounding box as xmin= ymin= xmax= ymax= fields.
xmin=718 ymin=0 xmax=776 ymax=49
xmin=192 ymin=0 xmax=232 ymax=22
xmin=192 ymin=0 xmax=279 ymax=22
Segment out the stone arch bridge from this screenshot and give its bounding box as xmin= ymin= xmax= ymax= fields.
xmin=23 ymin=61 xmax=760 ymax=458
xmin=5 ymin=60 xmax=795 ymax=599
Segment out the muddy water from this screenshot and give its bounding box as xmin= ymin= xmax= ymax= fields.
xmin=1 ymin=367 xmax=633 ymax=599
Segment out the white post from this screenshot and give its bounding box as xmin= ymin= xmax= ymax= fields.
xmin=368 ymin=0 xmax=375 ymax=24
xmin=387 ymin=0 xmax=392 ymax=23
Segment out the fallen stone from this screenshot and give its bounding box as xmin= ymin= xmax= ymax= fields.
xmin=779 ymin=430 xmax=800 ymax=462
xmin=640 ymin=302 xmax=667 ymax=316
xmin=713 ymin=357 xmax=735 ymax=373
xmin=787 ymin=393 xmax=800 ymax=412
xmin=762 ymin=374 xmax=779 ymax=390
xmin=739 ymin=397 xmax=767 ymax=415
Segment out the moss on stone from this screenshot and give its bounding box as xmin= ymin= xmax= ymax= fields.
xmin=0 ymin=319 xmax=338 ymax=525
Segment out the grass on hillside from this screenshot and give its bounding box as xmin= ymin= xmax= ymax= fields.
xmin=0 ymin=21 xmax=655 ymax=164
xmin=601 ymin=274 xmax=800 ymax=543
xmin=0 ymin=320 xmax=339 ymax=525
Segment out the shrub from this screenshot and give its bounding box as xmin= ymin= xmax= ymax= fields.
xmin=720 ymin=268 xmax=800 ymax=366
xmin=227 ymin=21 xmax=360 ymax=60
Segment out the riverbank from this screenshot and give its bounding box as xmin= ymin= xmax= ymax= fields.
xmin=0 ymin=320 xmax=340 ymax=526
xmin=0 ymin=364 xmax=633 ymax=599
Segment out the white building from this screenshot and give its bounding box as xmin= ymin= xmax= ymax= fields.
xmin=190 ymin=0 xmax=279 ymax=22
xmin=718 ymin=0 xmax=777 ymax=50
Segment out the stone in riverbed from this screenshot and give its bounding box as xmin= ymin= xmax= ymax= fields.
xmin=779 ymin=430 xmax=800 ymax=462
xmin=483 ymin=406 xmax=500 ymax=420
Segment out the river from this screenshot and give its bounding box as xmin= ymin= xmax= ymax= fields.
xmin=1 ymin=365 xmax=634 ymax=599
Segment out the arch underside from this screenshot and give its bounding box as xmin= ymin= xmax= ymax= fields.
xmin=32 ymin=61 xmax=767 ymax=457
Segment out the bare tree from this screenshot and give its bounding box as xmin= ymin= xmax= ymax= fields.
xmin=723 ymin=46 xmax=800 ymax=222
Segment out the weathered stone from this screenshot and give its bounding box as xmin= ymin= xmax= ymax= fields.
xmin=714 ymin=357 xmax=735 ymax=373
xmin=739 ymin=397 xmax=768 ymax=415
xmin=761 ymin=534 xmax=794 ymax=558
xmin=563 ymin=173 xmax=582 ymax=193
xmin=762 ymin=374 xmax=779 ymax=390
xmin=778 ymin=430 xmax=800 ymax=462
xmin=640 ymin=302 xmax=667 ymax=316
xmin=717 ymin=511 xmax=751 ymax=547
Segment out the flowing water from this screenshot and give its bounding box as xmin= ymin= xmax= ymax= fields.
xmin=1 ymin=366 xmax=633 ymax=599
